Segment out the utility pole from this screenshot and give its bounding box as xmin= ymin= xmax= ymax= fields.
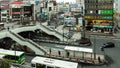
xmin=93 ymin=36 xmax=96 ymax=60
xmin=62 ymin=16 xmax=64 ymax=42
xmin=79 ymin=16 xmax=91 ymax=46
xmin=33 ymin=1 xmax=36 ymax=21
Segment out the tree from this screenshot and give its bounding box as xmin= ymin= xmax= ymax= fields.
xmin=0 ymin=59 xmax=10 ymax=68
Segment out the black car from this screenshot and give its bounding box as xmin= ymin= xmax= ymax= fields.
xmin=101 ymin=42 xmax=115 ymax=49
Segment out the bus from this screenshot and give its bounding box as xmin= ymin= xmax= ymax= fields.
xmin=0 ymin=48 xmax=25 ymax=64
xmin=31 ymin=56 xmax=78 ymax=68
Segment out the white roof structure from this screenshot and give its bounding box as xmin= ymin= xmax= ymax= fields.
xmin=0 ymin=23 xmax=4 ymax=25
xmin=31 ymin=56 xmax=78 ymax=68
xmin=0 ymin=49 xmax=24 ymax=56
xmin=64 ymin=46 xmax=93 ymax=53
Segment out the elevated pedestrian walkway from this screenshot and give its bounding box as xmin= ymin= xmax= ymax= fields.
xmin=0 ymin=31 xmax=47 ymax=55
xmin=11 ymin=24 xmax=69 ymax=41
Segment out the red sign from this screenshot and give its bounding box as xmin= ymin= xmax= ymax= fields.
xmin=12 ymin=12 xmax=20 ymax=14
xmin=11 ymin=1 xmax=24 ymax=4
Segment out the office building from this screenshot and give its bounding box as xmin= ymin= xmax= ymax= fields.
xmin=84 ymin=0 xmax=114 ymax=33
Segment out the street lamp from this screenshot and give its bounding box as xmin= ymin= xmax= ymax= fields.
xmin=12 ymin=41 xmax=17 ymax=63
xmin=101 ymin=47 xmax=105 ymax=56
xmin=93 ymin=36 xmax=96 ymax=60
xmin=20 ymin=7 xmax=23 ymax=25
xmin=63 ymin=25 xmax=65 ymax=42
xmin=63 ymin=17 xmax=66 ymax=42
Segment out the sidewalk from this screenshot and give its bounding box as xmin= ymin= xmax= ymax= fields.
xmin=86 ymin=31 xmax=120 ymax=39
xmin=86 ymin=31 xmax=116 ymax=38
xmin=46 ymin=51 xmax=106 ymax=65
xmin=113 ymin=33 xmax=120 ymax=38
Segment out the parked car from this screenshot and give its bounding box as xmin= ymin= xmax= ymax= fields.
xmin=101 ymin=42 xmax=115 ymax=49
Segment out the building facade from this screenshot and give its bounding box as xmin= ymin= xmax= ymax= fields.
xmin=114 ymin=0 xmax=120 ymax=13
xmin=0 ymin=0 xmax=9 ymax=22
xmin=84 ymin=0 xmax=114 ymax=33
xmin=9 ymin=1 xmax=33 ymax=21
xmin=114 ymin=0 xmax=120 ymax=27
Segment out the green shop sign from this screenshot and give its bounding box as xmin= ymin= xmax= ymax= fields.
xmin=103 ymin=16 xmax=113 ymax=19
xmin=101 ymin=10 xmax=114 ymax=14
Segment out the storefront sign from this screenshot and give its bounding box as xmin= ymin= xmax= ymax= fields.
xmin=85 ymin=15 xmax=113 ymax=20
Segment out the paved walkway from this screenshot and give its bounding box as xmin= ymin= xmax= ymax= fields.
xmin=46 ymin=50 xmax=105 ymax=65
xmin=86 ymin=31 xmax=120 ymax=39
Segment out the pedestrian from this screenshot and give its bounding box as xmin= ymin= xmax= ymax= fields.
xmin=98 ymin=56 xmax=101 ymax=63
xmin=58 ymin=51 xmax=61 ymax=56
xmin=66 ymin=51 xmax=70 ymax=57
xmin=49 ymin=48 xmax=51 ymax=55
xmin=7 ymin=27 xmax=9 ymax=31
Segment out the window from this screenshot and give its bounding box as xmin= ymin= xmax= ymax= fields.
xmin=85 ymin=10 xmax=87 ymax=14
xmin=49 ymin=7 xmax=52 ymax=11
xmin=36 ymin=63 xmax=46 ymax=68
xmin=2 ymin=14 xmax=6 ymax=16
xmin=20 ymin=53 xmax=24 ymax=58
xmin=96 ymin=10 xmax=98 ymax=14
xmin=47 ymin=66 xmax=54 ymax=68
xmin=12 ymin=8 xmax=21 ymax=12
xmin=90 ymin=11 xmax=93 ymax=14
xmin=31 ymin=64 xmax=35 ymax=67
xmin=41 ymin=64 xmax=46 ymax=68
xmin=3 ymin=55 xmax=19 ymax=60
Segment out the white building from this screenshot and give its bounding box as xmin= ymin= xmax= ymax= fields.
xmin=57 ymin=3 xmax=70 ymax=12
xmin=114 ymin=0 xmax=120 ymax=15
xmin=76 ymin=0 xmax=84 ymax=7
xmin=1 ymin=10 xmax=8 ymax=22
xmin=76 ymin=0 xmax=84 ymax=14
xmin=114 ymin=0 xmax=120 ymax=27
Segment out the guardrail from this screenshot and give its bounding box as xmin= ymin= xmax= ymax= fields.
xmin=9 ymin=30 xmax=26 ymax=41
xmin=33 ymin=39 xmax=80 ymax=46
xmin=40 ymin=24 xmax=69 ymax=39
xmin=26 ymin=39 xmax=47 ymax=55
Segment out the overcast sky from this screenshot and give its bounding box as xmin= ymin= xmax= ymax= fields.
xmin=56 ymin=0 xmax=76 ymax=3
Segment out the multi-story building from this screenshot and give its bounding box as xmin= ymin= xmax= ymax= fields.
xmin=57 ymin=2 xmax=70 ymax=13
xmin=47 ymin=0 xmax=57 ymax=13
xmin=0 ymin=0 xmax=9 ymax=22
xmin=77 ymin=0 xmax=84 ymax=14
xmin=114 ymin=0 xmax=120 ymax=28
xmin=1 ymin=10 xmax=9 ymax=22
xmin=114 ymin=0 xmax=120 ymax=13
xmin=84 ymin=0 xmax=114 ymax=33
xmin=38 ymin=0 xmax=57 ymax=20
xmin=9 ymin=1 xmax=33 ymax=21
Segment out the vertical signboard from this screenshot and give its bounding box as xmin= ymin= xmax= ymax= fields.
xmin=78 ymin=17 xmax=83 ymax=26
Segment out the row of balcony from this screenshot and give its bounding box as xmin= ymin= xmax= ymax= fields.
xmin=85 ymin=0 xmax=113 ymax=4
xmin=85 ymin=5 xmax=113 ymax=10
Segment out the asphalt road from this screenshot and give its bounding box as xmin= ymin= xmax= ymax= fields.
xmin=78 ymin=36 xmax=120 ymax=68
xmin=25 ymin=36 xmax=120 ymax=68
